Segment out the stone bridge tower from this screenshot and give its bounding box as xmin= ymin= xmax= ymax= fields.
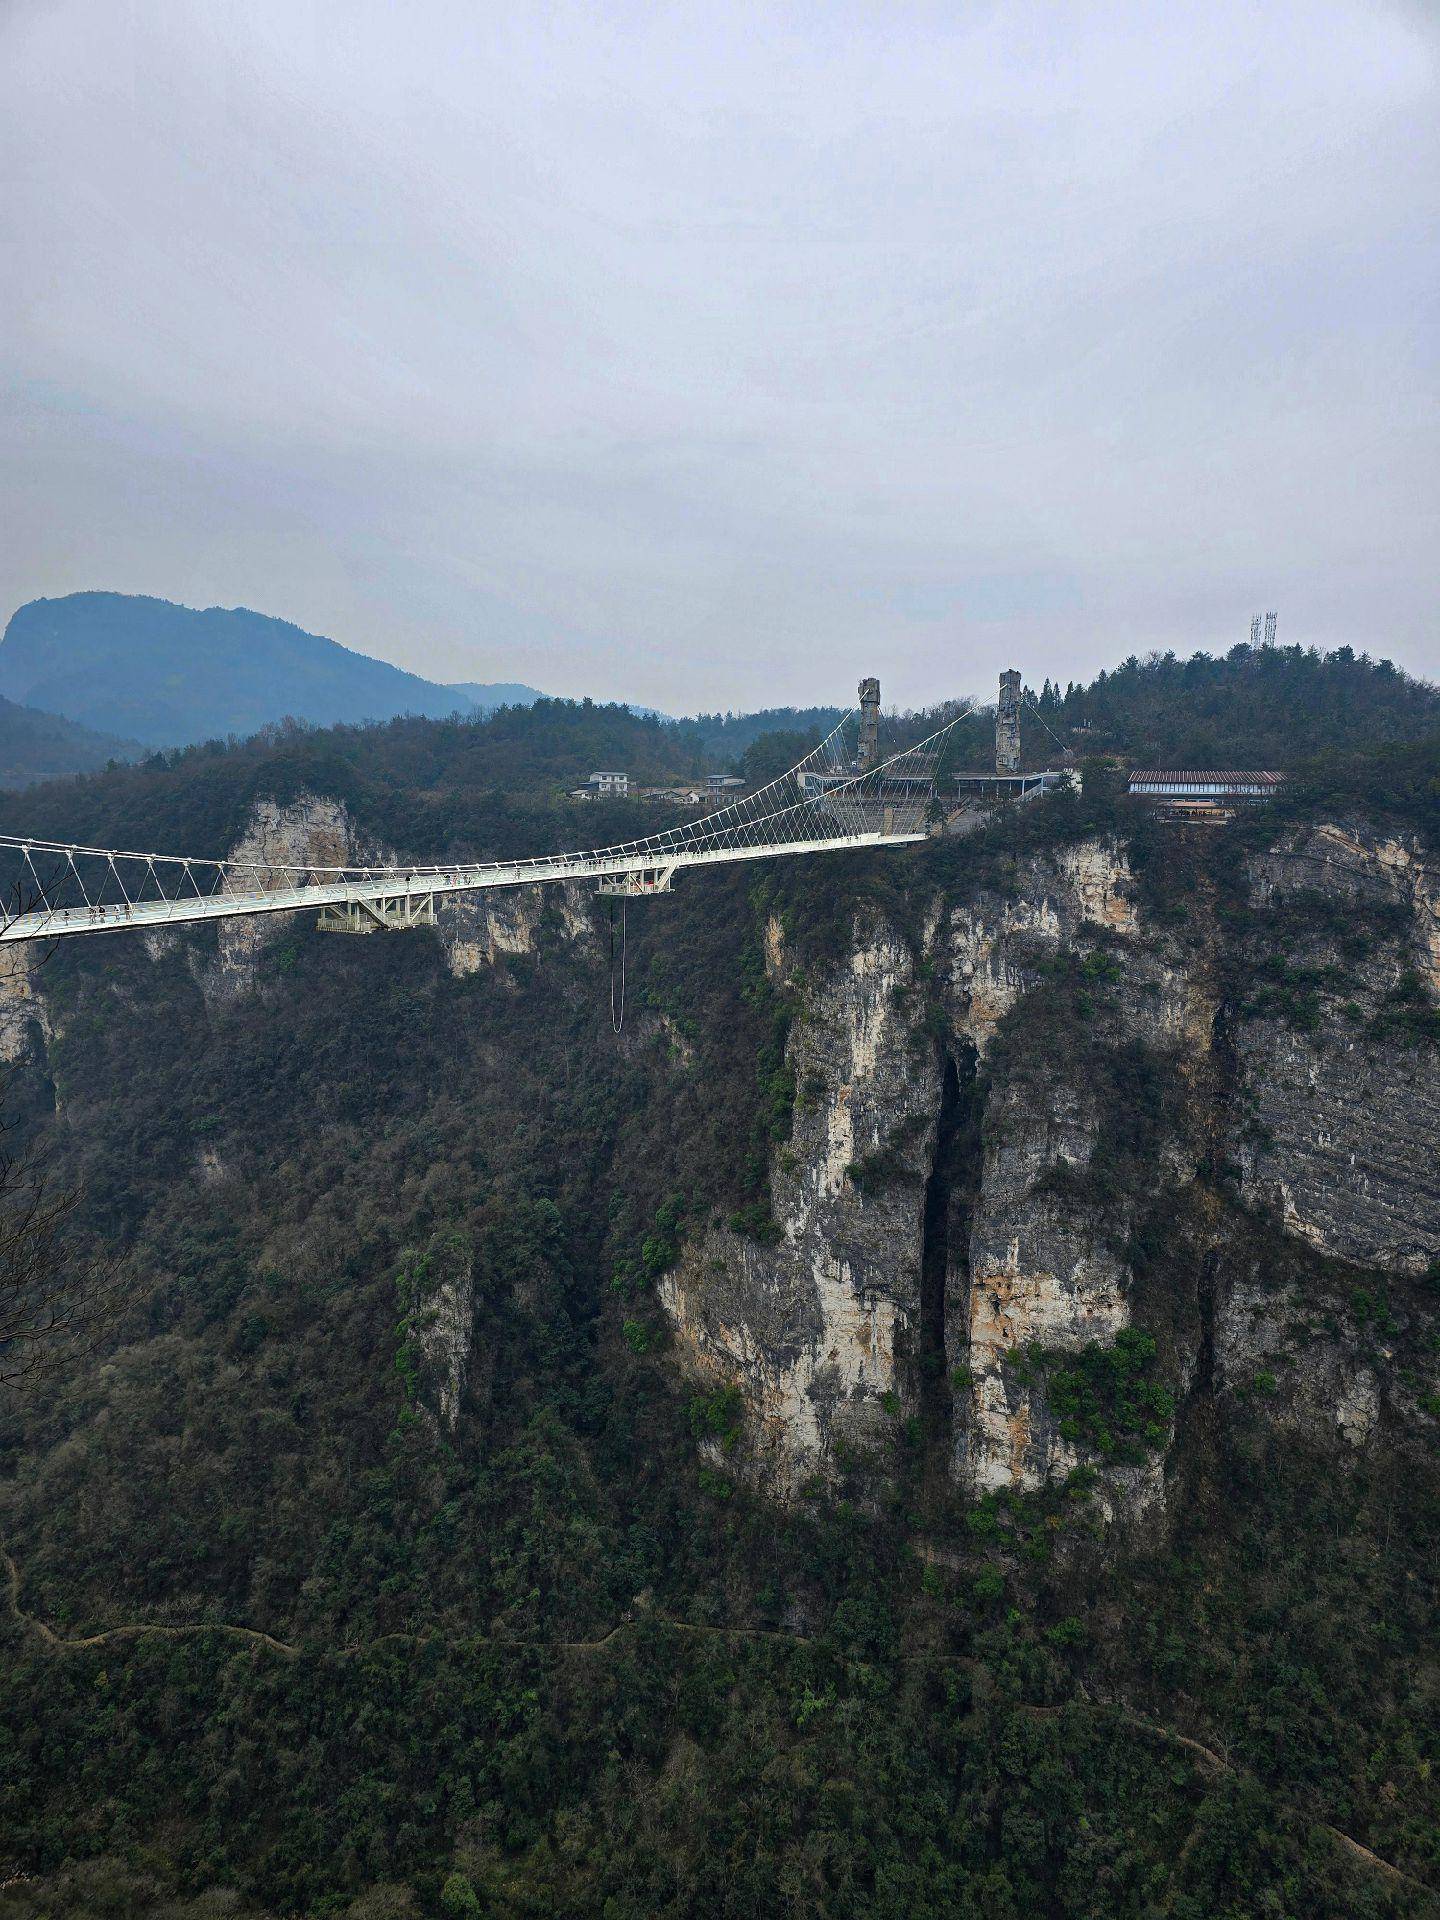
xmin=996 ymin=669 xmax=1022 ymax=773
xmin=858 ymin=677 xmax=881 ymax=771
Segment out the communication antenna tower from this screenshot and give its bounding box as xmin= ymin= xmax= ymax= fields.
xmin=1250 ymin=614 xmax=1262 ymax=648
xmin=1264 ymin=610 xmax=1277 ymax=647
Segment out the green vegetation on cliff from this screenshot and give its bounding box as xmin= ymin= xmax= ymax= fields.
xmin=0 ymin=655 xmax=1437 ymax=1919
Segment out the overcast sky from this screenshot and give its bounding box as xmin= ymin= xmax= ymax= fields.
xmin=2 ymin=1 xmax=1436 ymax=713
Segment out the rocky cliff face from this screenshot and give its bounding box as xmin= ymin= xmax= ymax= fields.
xmin=209 ymin=795 xmax=361 ymax=994
xmin=662 ymin=841 xmax=1191 ymax=1506
xmin=400 ymin=1230 xmax=479 ymax=1433
xmin=661 ymin=825 xmax=1440 ymax=1525
xmin=207 ymin=794 xmax=594 ymax=990
xmin=1232 ymin=824 xmax=1440 ymax=1274
xmin=440 ymin=884 xmax=594 ymax=978
xmin=1 ymin=799 xmax=1435 ymax=1532
xmin=6 ymin=790 xmax=603 ymax=1002
xmin=661 ymin=920 xmax=938 ymax=1498
xmin=0 ymin=945 xmax=50 ymax=1065
xmin=960 ymin=1072 xmax=1140 ymax=1503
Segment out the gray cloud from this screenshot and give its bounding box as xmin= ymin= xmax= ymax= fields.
xmin=2 ymin=0 xmax=1436 ymax=712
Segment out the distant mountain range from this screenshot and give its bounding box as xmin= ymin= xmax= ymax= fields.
xmin=0 ymin=695 xmax=140 ymax=790
xmin=0 ymin=593 xmax=544 ymax=757
xmin=448 ymin=680 xmax=546 ymax=711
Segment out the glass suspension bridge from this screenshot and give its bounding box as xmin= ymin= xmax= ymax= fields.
xmin=0 ymin=689 xmax=967 ymax=946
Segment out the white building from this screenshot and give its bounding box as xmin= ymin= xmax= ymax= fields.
xmin=1127 ymin=770 xmax=1284 ymax=801
xmin=1126 ymin=769 xmax=1284 ymax=822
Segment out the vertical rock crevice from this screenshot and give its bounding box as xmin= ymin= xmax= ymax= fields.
xmin=919 ymin=1042 xmax=982 ymax=1458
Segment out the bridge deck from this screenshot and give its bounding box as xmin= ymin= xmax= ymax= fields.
xmin=0 ymin=830 xmax=925 ymax=943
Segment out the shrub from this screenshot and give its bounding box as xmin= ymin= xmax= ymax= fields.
xmin=1023 ymin=1328 xmax=1174 ymax=1461
xmin=441 ymin=1872 xmax=482 ymax=1919
xmin=690 ymin=1382 xmax=745 ymax=1450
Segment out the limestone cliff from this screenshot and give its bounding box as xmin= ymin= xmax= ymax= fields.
xmin=0 ymin=945 xmax=50 ymax=1065
xmin=1233 ymin=824 xmax=1440 ymax=1273
xmin=1 ymin=796 xmax=1435 ymax=1533
xmin=661 ymin=920 xmax=937 ymax=1497
xmin=662 ymin=840 xmax=1192 ymax=1506
xmin=400 ymin=1230 xmax=479 ymax=1433
xmin=440 ymin=884 xmax=594 ymax=978
xmin=939 ymin=844 xmax=1203 ymax=1510
xmin=163 ymin=791 xmax=593 ymax=995
xmin=661 ymin=825 xmax=1440 ymax=1526
xmin=209 ymin=795 xmax=361 ymax=994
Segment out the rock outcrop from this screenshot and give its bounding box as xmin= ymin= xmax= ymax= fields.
xmin=0 ymin=946 xmax=49 ymax=1064
xmin=663 ymin=840 xmax=1193 ymax=1508
xmin=201 ymin=793 xmax=596 ymax=992
xmin=401 ymin=1231 xmax=478 ymax=1433
xmin=661 ymin=921 xmax=936 ymax=1497
xmin=1 ymin=796 xmax=1434 ymax=1528
xmin=209 ymin=795 xmax=360 ymax=995
xmin=440 ymin=885 xmax=594 ymax=977
xmin=661 ymin=827 xmax=1440 ymax=1524
xmin=959 ymin=1073 xmax=1134 ymax=1496
xmin=1234 ymin=825 xmax=1440 ymax=1274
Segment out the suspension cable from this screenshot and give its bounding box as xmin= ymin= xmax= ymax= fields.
xmin=1022 ymin=689 xmax=1070 ymax=755
xmin=610 ymin=898 xmax=627 ymax=1033
xmin=0 ymin=702 xmax=972 ymax=941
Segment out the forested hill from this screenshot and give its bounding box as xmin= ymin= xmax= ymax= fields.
xmin=0 ymin=616 xmax=1432 ymax=834
xmin=0 ymin=701 xmax=718 ymax=867
xmin=0 ymin=694 xmax=870 ymax=867
xmin=0 ymin=592 xmax=843 ymax=761
xmin=685 ymin=704 xmax=845 ymax=757
xmin=1021 ymin=642 xmax=1440 ymax=769
xmin=446 ymin=681 xmax=546 ymax=711
xmin=633 ymin=645 xmax=1437 ymax=776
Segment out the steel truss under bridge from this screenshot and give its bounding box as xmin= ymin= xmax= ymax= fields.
xmin=0 ymin=707 xmax=965 ymax=945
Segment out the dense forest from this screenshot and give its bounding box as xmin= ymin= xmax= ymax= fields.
xmin=1028 ymin=642 xmax=1440 ymax=769
xmin=0 ymin=643 xmax=1437 ymax=1919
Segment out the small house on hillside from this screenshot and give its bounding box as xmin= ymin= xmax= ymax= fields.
xmin=570 ymin=769 xmax=630 ymax=800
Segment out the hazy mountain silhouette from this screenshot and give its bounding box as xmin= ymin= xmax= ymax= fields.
xmin=0 ymin=693 xmax=139 ymax=789
xmin=0 ymin=593 xmax=481 ymax=748
xmin=447 ymin=680 xmax=545 ymax=710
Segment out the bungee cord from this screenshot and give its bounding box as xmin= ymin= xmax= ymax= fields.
xmin=609 ymin=898 xmax=627 ymax=1034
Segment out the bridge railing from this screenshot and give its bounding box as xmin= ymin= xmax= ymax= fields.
xmin=0 ymin=705 xmax=968 ymax=941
